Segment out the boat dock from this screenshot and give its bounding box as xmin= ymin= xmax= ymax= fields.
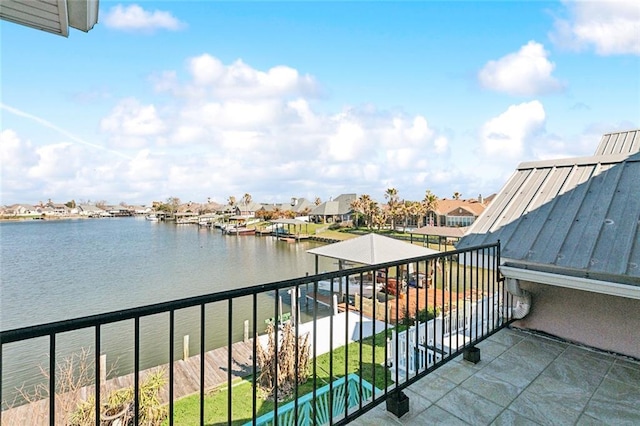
xmin=1 ymin=309 xmax=390 ymax=424
xmin=1 ymin=339 xmax=256 ymax=425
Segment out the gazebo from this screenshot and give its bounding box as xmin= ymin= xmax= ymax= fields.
xmin=270 ymin=218 xmax=310 ymax=239
xmin=307 ymin=233 xmax=439 ymax=299
xmin=307 ymin=233 xmax=438 ymax=269
xmin=409 ymin=226 xmax=468 ymax=250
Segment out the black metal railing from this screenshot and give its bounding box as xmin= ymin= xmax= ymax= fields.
xmin=1 ymin=242 xmax=510 ymax=425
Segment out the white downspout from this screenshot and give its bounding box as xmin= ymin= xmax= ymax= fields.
xmin=506 ymin=277 xmax=531 ymax=319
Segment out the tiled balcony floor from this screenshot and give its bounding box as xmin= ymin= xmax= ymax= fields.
xmin=352 ymin=327 xmax=640 ymax=426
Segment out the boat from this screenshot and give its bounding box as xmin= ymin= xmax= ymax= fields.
xmin=223 ymin=226 xmax=256 ymax=235
xmin=145 ymin=214 xmax=159 ymax=222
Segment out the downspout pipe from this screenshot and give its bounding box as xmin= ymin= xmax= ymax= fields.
xmin=506 ymin=277 xmax=531 ymax=319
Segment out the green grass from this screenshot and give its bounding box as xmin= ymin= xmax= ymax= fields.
xmin=166 ymin=330 xmax=392 ymax=425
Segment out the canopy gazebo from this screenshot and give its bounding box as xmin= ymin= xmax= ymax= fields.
xmin=307 ymin=233 xmax=439 ymax=300
xmin=269 ymin=218 xmax=310 ymax=240
xmin=409 ymin=226 xmax=468 ymax=250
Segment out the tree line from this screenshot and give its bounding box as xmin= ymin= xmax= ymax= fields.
xmin=153 ymin=188 xmax=461 ymax=227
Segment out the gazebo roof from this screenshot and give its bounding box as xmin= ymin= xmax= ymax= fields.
xmin=411 ymin=226 xmax=468 ymax=238
xmin=271 ymin=218 xmax=308 ymax=225
xmin=307 ymin=233 xmax=438 ymax=265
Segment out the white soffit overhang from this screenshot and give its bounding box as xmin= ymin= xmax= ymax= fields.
xmin=0 ymin=0 xmax=98 ymax=37
xmin=500 ymin=265 xmax=640 ymax=300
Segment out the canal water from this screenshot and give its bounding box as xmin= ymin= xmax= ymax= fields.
xmin=0 ymin=217 xmax=335 ymax=406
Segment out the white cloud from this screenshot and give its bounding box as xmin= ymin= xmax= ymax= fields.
xmin=0 ymin=130 xmax=40 ymax=202
xmin=550 ymin=0 xmax=640 ymax=55
xmin=101 ymin=98 xmax=166 ymax=148
xmin=326 ymin=119 xmax=366 ymax=162
xmin=1 ymin=56 xmax=459 ymax=205
xmin=180 ymin=55 xmax=318 ymax=99
xmin=478 ymin=41 xmax=563 ymax=96
xmin=103 ymin=4 xmax=186 ymax=33
xmin=433 ymin=136 xmax=448 ymax=154
xmin=480 ymin=101 xmax=546 ymax=160
xmin=27 ymin=143 xmax=82 ymax=179
xmin=0 ymin=129 xmax=38 ymax=170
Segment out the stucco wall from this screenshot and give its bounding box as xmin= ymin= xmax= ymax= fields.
xmin=513 ymin=281 xmax=640 ymax=359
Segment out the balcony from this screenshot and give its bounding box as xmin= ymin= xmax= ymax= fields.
xmin=2 ymin=241 xmax=637 ymax=425
xmin=351 ymin=327 xmax=640 ymax=425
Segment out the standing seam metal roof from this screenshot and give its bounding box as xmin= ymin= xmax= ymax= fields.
xmin=594 ymin=129 xmax=640 ymax=156
xmin=457 ymin=152 xmax=640 ymax=285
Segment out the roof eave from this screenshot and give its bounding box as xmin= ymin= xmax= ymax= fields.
xmin=500 ymin=264 xmax=640 ymax=300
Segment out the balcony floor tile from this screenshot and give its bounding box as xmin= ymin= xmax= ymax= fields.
xmin=357 ymin=328 xmax=640 ymax=426
xmin=435 ymin=386 xmax=504 ymax=424
xmin=490 ymin=409 xmax=541 ymax=426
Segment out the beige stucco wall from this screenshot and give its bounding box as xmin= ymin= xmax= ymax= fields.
xmin=512 ymin=281 xmax=640 ymax=359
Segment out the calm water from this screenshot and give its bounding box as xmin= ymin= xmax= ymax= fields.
xmin=0 ymin=217 xmax=334 ymax=406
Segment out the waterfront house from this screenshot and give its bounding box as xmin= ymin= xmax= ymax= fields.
xmin=77 ymin=204 xmax=107 ymax=217
xmin=130 ymin=205 xmax=152 ymax=215
xmin=43 ymin=202 xmax=70 ymax=216
xmin=426 ymin=197 xmax=488 ymax=228
xmin=310 ymin=193 xmax=357 ymax=223
xmin=457 ymin=129 xmax=640 ymax=358
xmin=257 ymin=197 xmax=314 ymax=219
xmin=236 ymin=201 xmax=263 ymax=216
xmin=289 ymin=197 xmax=315 ymax=216
xmin=3 ymin=204 xmax=39 ymax=217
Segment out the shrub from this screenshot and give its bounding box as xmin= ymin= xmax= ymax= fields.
xmin=256 ymin=322 xmax=310 ymax=401
xmin=69 ymin=368 xmax=167 ymax=426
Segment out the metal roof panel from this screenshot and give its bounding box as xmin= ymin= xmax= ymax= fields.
xmin=458 ymin=139 xmax=640 ymax=284
xmin=595 ymin=130 xmax=640 ymax=156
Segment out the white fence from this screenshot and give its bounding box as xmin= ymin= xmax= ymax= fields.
xmin=389 ymin=292 xmax=503 ymax=379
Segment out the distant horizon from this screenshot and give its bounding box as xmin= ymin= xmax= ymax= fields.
xmin=3 ymin=189 xmax=492 ymax=209
xmin=2 ymin=1 xmax=638 ymax=205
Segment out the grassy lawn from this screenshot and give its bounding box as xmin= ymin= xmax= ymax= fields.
xmin=165 ymin=330 xmax=392 ymax=425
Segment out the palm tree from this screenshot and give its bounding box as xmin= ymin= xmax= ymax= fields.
xmin=299 ymin=206 xmax=312 ymax=217
xmin=422 ymin=190 xmax=439 ymax=226
xmin=397 ymin=201 xmax=410 ymax=233
xmin=372 ymin=209 xmax=387 ymax=230
xmin=453 ymin=191 xmax=461 ymax=200
xmin=406 ymin=201 xmax=421 ymax=232
xmin=350 ymin=198 xmax=363 ymax=228
xmin=384 ymin=188 xmax=399 ymax=230
xmin=227 ymin=196 xmax=236 ymax=206
xmin=384 ymin=188 xmax=399 ymax=205
xmin=414 ymin=200 xmax=428 ymax=228
xmin=314 ymin=197 xmax=322 ymax=206
xmin=242 ymin=193 xmax=252 ymax=205
xmin=358 ymin=194 xmax=377 ymax=229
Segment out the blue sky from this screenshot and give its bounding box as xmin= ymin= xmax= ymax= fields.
xmin=1 ymin=1 xmax=639 ymax=206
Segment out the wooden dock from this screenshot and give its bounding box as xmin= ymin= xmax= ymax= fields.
xmin=1 ymin=339 xmax=256 ymax=425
